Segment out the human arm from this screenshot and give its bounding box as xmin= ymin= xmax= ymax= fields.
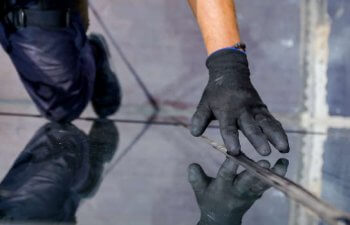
xmin=187 ymin=0 xmax=290 ymax=155
xmin=187 ymin=0 xmax=241 ymax=55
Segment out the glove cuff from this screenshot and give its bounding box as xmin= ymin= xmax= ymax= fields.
xmin=206 ymin=48 xmax=249 ymax=71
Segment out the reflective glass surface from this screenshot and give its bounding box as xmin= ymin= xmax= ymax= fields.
xmin=0 ymin=0 xmax=349 ymax=225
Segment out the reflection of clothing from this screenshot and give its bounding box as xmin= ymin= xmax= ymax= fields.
xmin=0 ymin=120 xmax=118 ymax=222
xmin=0 ymin=0 xmax=95 ymax=122
xmin=0 ymin=123 xmax=89 ymax=222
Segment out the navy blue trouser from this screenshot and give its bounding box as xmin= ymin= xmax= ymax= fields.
xmin=0 ymin=13 xmax=96 ymax=122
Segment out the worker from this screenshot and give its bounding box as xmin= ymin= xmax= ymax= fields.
xmin=0 ymin=0 xmax=289 ymax=156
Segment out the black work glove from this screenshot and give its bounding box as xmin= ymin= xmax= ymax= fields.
xmin=191 ymin=49 xmax=289 ymax=155
xmin=188 ymin=158 xmax=289 ymax=225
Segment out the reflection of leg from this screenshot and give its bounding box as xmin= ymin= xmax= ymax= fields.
xmin=89 ymin=34 xmax=122 ymax=118
xmin=79 ymin=119 xmax=119 ymax=197
xmin=88 ymin=119 xmax=119 ymax=162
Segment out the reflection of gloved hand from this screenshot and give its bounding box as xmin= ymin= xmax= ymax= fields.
xmin=188 ymin=158 xmax=289 ymax=225
xmin=191 ymin=49 xmax=289 ymax=156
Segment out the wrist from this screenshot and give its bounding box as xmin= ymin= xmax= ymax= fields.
xmin=206 ymin=37 xmax=242 ymax=55
xmin=197 ymin=218 xmax=242 ymax=225
xmin=232 ymin=42 xmax=246 ymax=53
xmin=208 ymin=42 xmax=246 ymax=57
xmin=206 ymin=48 xmax=248 ymax=71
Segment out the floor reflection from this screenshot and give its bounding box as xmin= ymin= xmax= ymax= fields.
xmin=0 ymin=119 xmax=118 ymax=223
xmin=188 ymin=158 xmax=289 ymax=225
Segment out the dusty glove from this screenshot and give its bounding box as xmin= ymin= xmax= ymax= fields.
xmin=188 ymin=158 xmax=289 ymax=225
xmin=191 ymin=49 xmax=289 ymax=155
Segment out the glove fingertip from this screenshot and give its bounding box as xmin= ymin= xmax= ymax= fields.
xmin=221 ymin=130 xmax=241 ymax=155
xmin=188 ymin=163 xmax=201 ymax=170
xmin=276 ymin=140 xmax=290 ymax=153
xmin=227 ymin=146 xmax=241 ymax=156
xmin=190 ymin=114 xmax=208 ymax=137
xmin=279 ymin=158 xmax=289 ymax=167
xmin=257 ymin=144 xmax=271 ymax=156
xmin=187 ymin=163 xmax=209 ymax=193
xmin=257 ymin=160 xmax=270 ymax=168
xmin=190 ymin=125 xmax=204 ymax=137
xmin=188 ymin=163 xmax=202 ymax=182
xmin=273 ymin=158 xmax=289 ymax=176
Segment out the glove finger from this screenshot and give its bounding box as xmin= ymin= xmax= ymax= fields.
xmin=233 ymin=160 xmax=270 ymax=194
xmin=215 ymin=158 xmax=239 ymax=186
xmin=250 ymin=158 xmax=289 ymax=193
xmin=238 ymin=111 xmax=271 ymax=156
xmin=188 ymin=163 xmax=210 ymax=199
xmin=271 ymin=158 xmax=289 ymax=176
xmin=255 ymin=113 xmax=290 ymax=153
xmin=218 ymin=114 xmax=241 ymax=155
xmin=191 ymin=103 xmax=213 ymax=137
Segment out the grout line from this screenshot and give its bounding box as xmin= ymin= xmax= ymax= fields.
xmin=0 ymin=111 xmax=326 ymax=135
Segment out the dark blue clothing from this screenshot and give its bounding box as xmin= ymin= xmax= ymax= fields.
xmin=0 ymin=120 xmax=118 ymax=222
xmin=0 ymin=12 xmax=95 ymax=122
xmin=0 ymin=123 xmax=89 ymax=222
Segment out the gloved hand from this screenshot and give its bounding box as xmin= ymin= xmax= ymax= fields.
xmin=188 ymin=158 xmax=289 ymax=225
xmin=191 ymin=49 xmax=289 ymax=156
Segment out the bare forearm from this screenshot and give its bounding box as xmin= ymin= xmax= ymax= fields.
xmin=187 ymin=0 xmax=241 ymax=55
